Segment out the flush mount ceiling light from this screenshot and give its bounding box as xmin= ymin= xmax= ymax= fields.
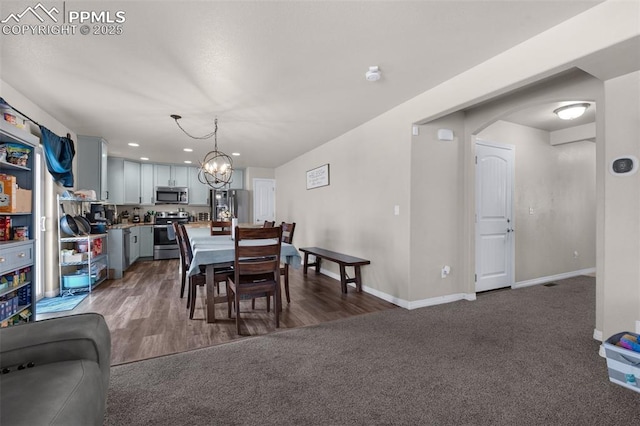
xmin=170 ymin=114 xmax=233 ymax=189
xmin=365 ymin=66 xmax=381 ymax=82
xmin=553 ymin=103 xmax=590 ymax=120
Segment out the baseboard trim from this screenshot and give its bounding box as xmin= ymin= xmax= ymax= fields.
xmin=358 ymin=285 xmax=411 ymax=309
xmin=312 ymin=269 xmax=409 ymax=307
xmin=315 ymin=268 xmax=477 ymax=310
xmin=513 ymin=267 xmax=596 ymax=289
xmin=407 ymin=293 xmax=477 ymax=310
xmin=593 ymin=328 xmax=603 ymax=342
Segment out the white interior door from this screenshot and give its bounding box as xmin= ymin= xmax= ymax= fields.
xmin=253 ymin=178 xmax=275 ymax=224
xmin=475 ymin=140 xmax=515 ymax=292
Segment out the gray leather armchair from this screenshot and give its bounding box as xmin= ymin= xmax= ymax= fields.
xmin=0 ymin=313 xmax=111 ymax=426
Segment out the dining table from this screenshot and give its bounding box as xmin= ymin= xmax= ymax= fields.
xmin=185 ymin=226 xmax=302 ymax=323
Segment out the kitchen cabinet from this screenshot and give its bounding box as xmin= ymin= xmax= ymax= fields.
xmin=230 ymin=169 xmax=244 ymax=189
xmin=124 ymin=160 xmax=141 ymax=204
xmin=108 ymin=225 xmax=147 ymax=278
xmin=77 ymin=135 xmax=108 ymax=200
xmin=129 ymin=226 xmax=140 ymax=265
xmin=139 ymin=225 xmax=154 ymax=257
xmin=155 ymin=164 xmax=188 ymax=187
xmin=107 ymin=227 xmax=129 ymax=279
xmin=57 ymin=196 xmax=108 ymax=295
xmin=140 ymin=163 xmax=154 ymax=205
xmin=0 ymin=119 xmax=37 ymax=327
xmin=188 ymin=166 xmax=209 ymax=206
xmin=107 ymin=157 xmax=124 ymax=204
xmin=107 ymin=158 xmax=141 ymax=205
xmin=211 ymin=168 xmax=244 ymax=190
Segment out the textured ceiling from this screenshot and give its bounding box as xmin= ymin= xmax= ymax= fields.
xmin=0 ymin=1 xmax=602 ymax=168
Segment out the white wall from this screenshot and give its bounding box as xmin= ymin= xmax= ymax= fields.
xmin=276 ymin=108 xmax=412 ymax=303
xmin=602 ymin=70 xmax=640 ymax=339
xmin=409 ymin=113 xmax=466 ymax=304
xmin=478 ymin=120 xmax=596 ymax=282
xmin=276 ymin=1 xmax=638 ymax=320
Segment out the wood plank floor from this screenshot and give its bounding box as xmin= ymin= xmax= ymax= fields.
xmin=38 ymin=259 xmax=397 ymax=365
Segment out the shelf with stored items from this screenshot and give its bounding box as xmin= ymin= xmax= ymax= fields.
xmin=57 ymin=195 xmax=109 ymax=296
xmin=0 ymin=117 xmax=38 ymax=327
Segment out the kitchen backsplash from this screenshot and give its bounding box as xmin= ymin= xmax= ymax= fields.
xmin=117 ymin=205 xmax=211 ymax=222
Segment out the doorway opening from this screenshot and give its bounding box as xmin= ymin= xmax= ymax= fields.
xmin=473 ymin=102 xmax=597 ymax=294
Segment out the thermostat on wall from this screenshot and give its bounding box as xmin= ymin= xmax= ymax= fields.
xmin=610 ymin=156 xmax=639 ymax=176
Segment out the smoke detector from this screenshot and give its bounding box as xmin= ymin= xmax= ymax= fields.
xmin=365 ymin=66 xmax=381 ymax=82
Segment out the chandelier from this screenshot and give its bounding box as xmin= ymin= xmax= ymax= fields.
xmin=170 ymin=114 xmax=233 ymax=189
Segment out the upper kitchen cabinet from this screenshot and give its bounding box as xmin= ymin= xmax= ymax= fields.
xmin=106 ymin=158 xmax=123 ymax=204
xmin=207 ymin=168 xmax=244 ymax=190
xmin=230 ymin=169 xmax=244 ymax=189
xmin=188 ymin=166 xmax=209 ymax=206
xmin=154 ymin=164 xmax=188 ymax=187
xmin=77 ymin=136 xmax=108 ymax=200
xmin=140 ymin=163 xmax=154 ymax=205
xmin=123 ymin=161 xmax=141 ymax=204
xmin=107 ymin=158 xmax=141 ymax=205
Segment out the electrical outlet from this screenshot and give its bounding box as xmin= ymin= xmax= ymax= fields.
xmin=441 ymin=265 xmax=450 ymax=279
xmin=529 ymin=207 xmax=534 ymax=215
xmin=573 ymin=251 xmax=579 ymax=258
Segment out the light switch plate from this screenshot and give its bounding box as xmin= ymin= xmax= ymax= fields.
xmin=394 ymin=205 xmax=400 ymax=216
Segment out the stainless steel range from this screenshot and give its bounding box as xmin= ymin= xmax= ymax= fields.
xmin=153 ymin=211 xmax=189 ymax=260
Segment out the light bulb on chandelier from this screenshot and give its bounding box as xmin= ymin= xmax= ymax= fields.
xmin=170 ymin=115 xmax=233 ymax=189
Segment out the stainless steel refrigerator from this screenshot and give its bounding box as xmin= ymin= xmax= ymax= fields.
xmin=210 ymin=189 xmax=249 ymax=223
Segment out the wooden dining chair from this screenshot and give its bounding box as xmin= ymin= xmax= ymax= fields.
xmin=279 ymin=222 xmax=296 ymax=304
xmin=250 ymin=221 xmax=296 ymax=310
xmin=178 ymin=224 xmax=234 ymax=319
xmin=227 ymin=226 xmax=282 ymax=335
xmin=262 ymin=220 xmax=275 ymax=228
xmin=211 ymin=220 xmax=232 ymax=236
xmin=173 ymin=222 xmax=189 ymax=299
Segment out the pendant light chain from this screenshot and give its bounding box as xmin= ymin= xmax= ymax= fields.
xmin=171 ymin=114 xmax=234 ymax=189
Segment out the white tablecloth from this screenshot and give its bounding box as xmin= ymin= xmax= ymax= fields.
xmin=185 ymin=228 xmax=301 ymax=276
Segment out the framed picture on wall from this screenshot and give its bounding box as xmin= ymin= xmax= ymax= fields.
xmin=306 ymin=164 xmax=330 ymax=190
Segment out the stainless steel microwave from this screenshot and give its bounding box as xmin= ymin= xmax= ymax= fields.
xmin=155 ymin=186 xmax=188 ymax=204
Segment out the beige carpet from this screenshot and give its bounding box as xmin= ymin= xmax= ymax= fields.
xmin=105 ymin=276 xmax=640 ymax=425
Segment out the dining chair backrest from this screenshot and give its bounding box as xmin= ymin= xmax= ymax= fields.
xmin=172 ymin=222 xmax=181 ymax=245
xmin=178 ymin=224 xmax=194 ymax=265
xmin=234 ymin=226 xmax=282 ymax=282
xmin=211 ymin=220 xmax=232 ymax=236
xmin=262 ymin=220 xmax=275 ymax=228
xmin=280 ymin=222 xmax=296 ymax=244
xmin=173 ymin=222 xmax=187 ymax=263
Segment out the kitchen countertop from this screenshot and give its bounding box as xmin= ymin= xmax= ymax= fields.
xmin=109 ymin=221 xmax=212 ymax=230
xmin=108 ymin=222 xmax=153 ymax=229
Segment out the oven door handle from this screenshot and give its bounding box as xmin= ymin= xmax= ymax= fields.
xmin=154 ymin=225 xmax=170 ymax=229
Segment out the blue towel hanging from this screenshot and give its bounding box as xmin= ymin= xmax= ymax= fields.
xmin=167 ymin=224 xmax=176 ymax=241
xmin=40 ymin=126 xmax=75 ymax=187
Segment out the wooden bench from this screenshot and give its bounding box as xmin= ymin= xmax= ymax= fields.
xmin=299 ymin=247 xmax=370 ymax=294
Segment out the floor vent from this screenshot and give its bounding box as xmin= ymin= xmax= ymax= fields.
xmin=543 ymin=282 xmax=558 ymax=287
